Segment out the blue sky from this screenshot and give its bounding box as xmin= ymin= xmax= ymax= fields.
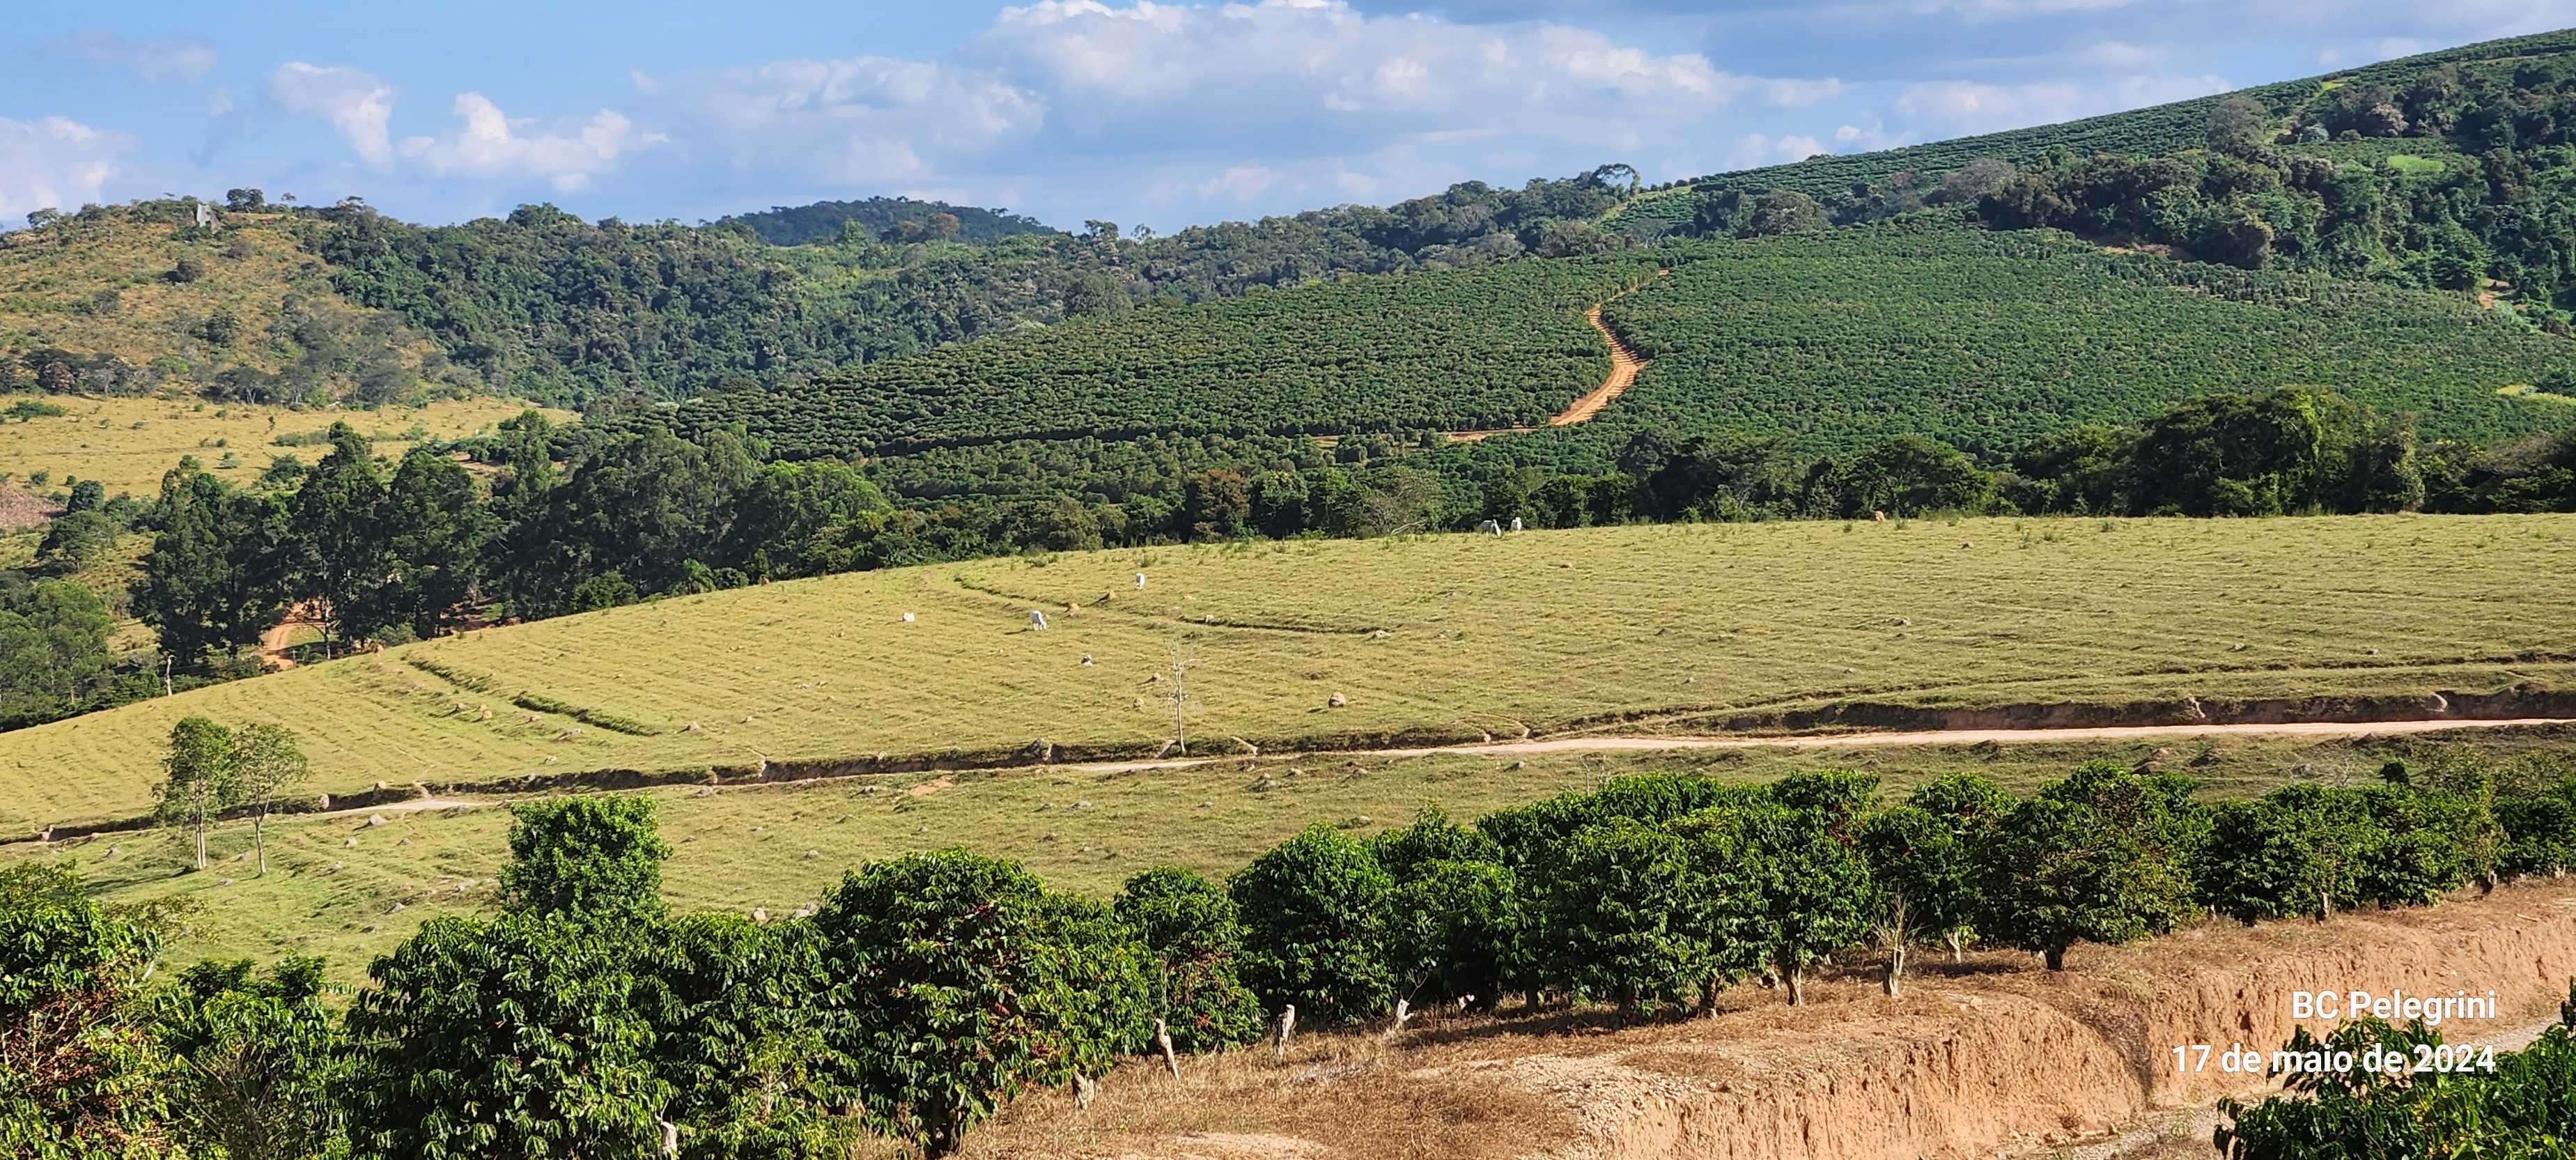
xmin=6 ymin=0 xmax=2571 ymax=231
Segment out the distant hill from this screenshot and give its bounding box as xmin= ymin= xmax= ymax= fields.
xmin=0 ymin=202 xmax=467 ymax=407
xmin=711 ymin=196 xmax=1060 ymax=246
xmin=1611 ymin=27 xmax=2576 ymax=238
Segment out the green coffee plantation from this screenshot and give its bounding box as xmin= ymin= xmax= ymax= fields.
xmin=659 ymin=254 xmax=1660 ymax=455
xmin=9 ymin=513 xmax=2576 ymax=834
xmin=1595 ymin=224 xmax=2576 ymax=456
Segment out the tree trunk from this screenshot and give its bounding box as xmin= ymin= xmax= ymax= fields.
xmin=2044 ymin=943 xmax=2067 ymax=971
xmin=1698 ymin=975 xmax=1721 ymax=1017
xmin=1781 ymin=961 xmax=1806 ymax=1007
xmin=254 ymin=808 xmax=267 ymax=875
xmin=1946 ymin=930 xmax=1964 ymax=962
xmin=1884 ymin=945 xmax=1906 ymax=998
xmin=194 ymin=798 xmax=208 ymax=869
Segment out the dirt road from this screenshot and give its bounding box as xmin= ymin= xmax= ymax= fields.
xmin=1067 ymin=716 xmax=2576 ymax=775
xmin=1400 ymin=274 xmax=1665 ymax=444
xmin=1546 ymin=302 xmax=1647 ymax=426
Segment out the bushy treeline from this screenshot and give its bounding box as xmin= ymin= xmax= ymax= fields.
xmin=304 ymin=169 xmax=1647 ymax=408
xmin=14 ymin=750 xmax=2576 ymax=1159
xmin=711 ymin=196 xmax=1059 ymax=247
xmin=107 ymin=381 xmax=2576 ymax=700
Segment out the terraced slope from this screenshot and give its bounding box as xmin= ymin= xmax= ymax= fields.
xmin=9 ymin=513 xmax=2575 ymax=833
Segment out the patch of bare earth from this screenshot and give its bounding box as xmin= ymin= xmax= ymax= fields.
xmin=0 ymin=487 xmax=57 ymax=532
xmin=956 ymin=882 xmax=2576 ymax=1160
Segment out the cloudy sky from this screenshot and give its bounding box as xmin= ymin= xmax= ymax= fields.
xmin=5 ymin=0 xmax=2571 ymax=231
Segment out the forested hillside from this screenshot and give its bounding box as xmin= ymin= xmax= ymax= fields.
xmin=711 ymin=196 xmax=1058 ymax=246
xmin=1617 ymin=29 xmax=2576 ymax=339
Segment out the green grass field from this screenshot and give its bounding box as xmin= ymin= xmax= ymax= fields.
xmin=7 ymin=513 xmax=2575 ymax=835
xmin=0 ymin=394 xmax=565 ymax=497
xmin=20 ymin=725 xmax=2561 ymax=982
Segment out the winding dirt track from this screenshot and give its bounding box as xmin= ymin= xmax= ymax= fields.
xmin=1062 ymin=715 xmax=2576 ymax=775
xmin=1425 ymin=273 xmax=1665 ymax=444
xmin=1546 ymin=302 xmax=1647 ymax=426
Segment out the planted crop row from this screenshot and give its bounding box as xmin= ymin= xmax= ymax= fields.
xmin=1595 ymin=224 xmax=2575 ymax=457
xmin=656 ymin=255 xmax=1660 ymax=456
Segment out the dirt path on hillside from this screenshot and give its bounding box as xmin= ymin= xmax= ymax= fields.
xmin=1064 ymin=716 xmax=2576 ymax=776
xmin=256 ymin=605 xmax=314 ymax=670
xmin=1367 ymin=274 xmax=1665 ymax=446
xmin=1546 ymin=303 xmax=1647 ymax=426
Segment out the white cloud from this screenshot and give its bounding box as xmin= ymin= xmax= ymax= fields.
xmin=398 ymin=93 xmax=652 ymax=193
xmin=45 ymin=31 xmax=217 ymax=83
xmin=1893 ymin=72 xmax=2230 ymax=135
xmin=621 ymin=0 xmax=1842 ymax=222
xmin=0 ymin=116 xmax=134 ymax=222
xmin=631 ymin=56 xmax=1046 ymax=185
xmin=1198 ymin=164 xmax=1283 ymax=202
xmin=267 ymin=63 xmax=397 ymax=167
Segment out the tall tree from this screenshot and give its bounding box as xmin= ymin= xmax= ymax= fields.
xmin=382 ymin=447 xmax=491 ymax=639
xmin=133 ymin=461 xmax=293 ymax=669
xmin=229 ymin=724 xmax=310 ymax=876
xmin=287 ymin=424 xmax=391 ymax=653
xmin=157 ymin=717 xmax=239 ymax=871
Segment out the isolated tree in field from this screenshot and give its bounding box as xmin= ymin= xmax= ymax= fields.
xmin=1742 ymin=190 xmax=1829 ymax=236
xmin=1229 ymin=823 xmax=1395 ymax=1025
xmin=809 ymin=849 xmax=1104 ymax=1157
xmin=344 ymin=913 xmax=666 ymax=1160
xmin=1976 ymin=763 xmax=2205 ymax=970
xmin=1541 ymin=819 xmax=1704 ymax=1016
xmin=159 ymin=716 xmax=240 ymax=870
xmin=1116 ymin=866 xmax=1265 ymax=1052
xmin=228 ymin=723 xmax=309 ymax=876
xmin=498 ymin=794 xmax=671 ymax=928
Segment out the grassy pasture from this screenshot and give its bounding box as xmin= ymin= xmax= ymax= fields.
xmin=6 ymin=513 xmax=2575 ymax=835
xmin=20 ymin=726 xmax=2559 ymax=982
xmin=0 ymin=393 xmax=564 ymax=497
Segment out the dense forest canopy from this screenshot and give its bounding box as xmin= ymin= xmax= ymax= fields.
xmin=710 ymin=196 xmax=1060 ymax=247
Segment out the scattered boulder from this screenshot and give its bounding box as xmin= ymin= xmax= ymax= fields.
xmin=365 ymin=814 xmax=388 ymax=827
xmin=1327 ymin=693 xmax=1347 ymax=708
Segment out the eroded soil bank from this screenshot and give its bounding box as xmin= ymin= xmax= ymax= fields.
xmin=958 ymin=881 xmax=2576 ymax=1160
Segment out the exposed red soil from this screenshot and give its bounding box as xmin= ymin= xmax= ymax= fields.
xmin=956 ymin=882 xmax=2576 ymax=1160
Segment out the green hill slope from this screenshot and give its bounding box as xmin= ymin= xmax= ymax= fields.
xmin=0 ymin=203 xmax=464 ymax=405
xmin=660 ymin=254 xmax=1659 ymax=452
xmin=1609 ymin=27 xmax=2576 ymax=238
xmin=6 ymin=513 xmax=2575 ymax=835
xmin=657 ymin=220 xmax=2570 ymax=472
xmin=1589 ymin=223 xmax=2573 ymax=456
